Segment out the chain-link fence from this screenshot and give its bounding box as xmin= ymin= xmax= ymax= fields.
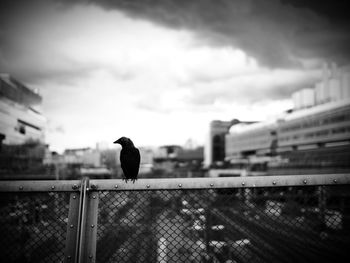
xmin=0 ymin=181 xmax=81 ymax=263
xmin=94 ymin=184 xmax=350 ymax=263
xmin=0 ymin=175 xmax=350 ymax=263
xmin=0 ymin=192 xmax=70 ymax=262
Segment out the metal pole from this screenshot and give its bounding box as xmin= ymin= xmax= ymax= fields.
xmin=77 ymin=178 xmax=88 ymax=263
xmin=64 ymin=193 xmax=81 ymax=263
xmin=77 ymin=178 xmax=99 ymax=263
xmin=81 ymin=190 xmax=99 ymax=263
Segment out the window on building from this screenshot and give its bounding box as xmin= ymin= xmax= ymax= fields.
xmin=19 ymin=124 xmax=26 ymax=134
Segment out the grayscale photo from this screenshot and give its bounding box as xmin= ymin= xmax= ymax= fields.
xmin=0 ymin=0 xmax=349 ymax=262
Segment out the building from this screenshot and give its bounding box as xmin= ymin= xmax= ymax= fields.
xmin=204 ymin=119 xmax=257 ymax=168
xmin=204 ymin=120 xmax=234 ymax=167
xmin=0 ymin=74 xmax=47 ymax=178
xmin=224 ymin=63 xmax=350 ymax=174
xmin=153 ymin=145 xmax=184 ymax=173
xmin=64 ymin=147 xmax=101 ymax=167
xmin=293 ymin=63 xmax=350 ymax=110
xmin=153 ymin=145 xmax=204 ymax=177
xmin=138 ymin=146 xmax=155 ymax=174
xmin=44 ymin=147 xmax=119 ymax=180
xmin=0 ymin=74 xmax=45 ymax=144
xmin=225 ymin=120 xmax=277 ymax=160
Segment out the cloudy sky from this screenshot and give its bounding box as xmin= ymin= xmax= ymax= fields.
xmin=1 ymin=0 xmax=349 ymax=152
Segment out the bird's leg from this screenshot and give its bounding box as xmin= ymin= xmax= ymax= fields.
xmin=132 ymin=179 xmax=136 ymax=184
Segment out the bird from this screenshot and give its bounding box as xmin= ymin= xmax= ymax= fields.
xmin=114 ymin=137 xmax=140 ymax=183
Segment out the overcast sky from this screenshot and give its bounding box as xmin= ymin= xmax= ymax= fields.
xmin=1 ymin=0 xmax=350 ymax=152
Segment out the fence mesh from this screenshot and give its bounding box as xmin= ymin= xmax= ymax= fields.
xmin=95 ymin=185 xmax=350 ymax=263
xmin=0 ymin=191 xmax=71 ymax=263
xmin=0 ymin=181 xmax=349 ymax=263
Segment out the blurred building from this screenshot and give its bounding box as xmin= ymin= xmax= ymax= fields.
xmin=204 ymin=120 xmax=234 ymax=168
xmin=0 ymin=74 xmax=47 ymax=178
xmin=0 ymin=74 xmax=45 ymax=144
xmin=204 ymin=119 xmax=256 ymax=168
xmin=153 ymin=145 xmax=183 ymax=173
xmin=226 ymin=120 xmax=277 ymax=160
xmin=64 ymin=147 xmax=101 ymax=167
xmin=224 ymin=63 xmax=350 ymax=175
xmin=292 ymin=63 xmax=350 ymax=110
xmin=153 ymin=145 xmax=204 ymax=177
xmin=138 ymin=146 xmax=155 ymax=174
xmin=56 ymin=147 xmax=118 ymax=179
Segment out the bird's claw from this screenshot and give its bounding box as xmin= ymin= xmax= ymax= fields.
xmin=123 ymin=178 xmax=136 ymax=183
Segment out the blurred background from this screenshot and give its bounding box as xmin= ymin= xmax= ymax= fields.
xmin=1 ymin=0 xmax=350 ymax=180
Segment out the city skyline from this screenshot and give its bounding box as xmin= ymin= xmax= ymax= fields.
xmin=1 ymin=0 xmax=349 ymax=152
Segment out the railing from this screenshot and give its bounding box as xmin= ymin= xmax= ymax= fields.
xmin=0 ymin=174 xmax=350 ymax=263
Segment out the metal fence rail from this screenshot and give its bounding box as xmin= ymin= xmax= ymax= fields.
xmin=1 ymin=174 xmax=350 ymax=263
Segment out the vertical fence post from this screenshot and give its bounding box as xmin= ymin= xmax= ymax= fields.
xmin=77 ymin=178 xmax=88 ymax=263
xmin=78 ymin=180 xmax=99 ymax=263
xmin=64 ymin=192 xmax=81 ymax=263
xmin=63 ymin=178 xmax=100 ymax=263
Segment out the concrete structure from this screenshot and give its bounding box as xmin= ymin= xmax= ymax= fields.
xmin=0 ymin=74 xmax=45 ymax=144
xmin=63 ymin=147 xmax=103 ymax=167
xmin=225 ymin=120 xmax=277 ymax=160
xmin=138 ymin=147 xmax=155 ymax=174
xmin=294 ymin=63 xmax=350 ymax=110
xmin=204 ymin=120 xmax=235 ymax=167
xmin=224 ymin=64 xmax=350 ymax=173
xmin=153 ymin=145 xmax=204 ymax=177
xmin=0 ymin=74 xmax=47 ymax=178
xmin=154 ymin=145 xmax=183 ymax=160
xmin=204 ymin=119 xmax=258 ymax=167
xmin=292 ymin=88 xmax=315 ymax=110
xmin=43 ymin=147 xmax=119 ymax=179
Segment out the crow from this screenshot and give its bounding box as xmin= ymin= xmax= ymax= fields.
xmin=114 ymin=137 xmax=140 ymax=183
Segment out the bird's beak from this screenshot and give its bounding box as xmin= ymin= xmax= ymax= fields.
xmin=113 ymin=139 xmax=121 ymax=144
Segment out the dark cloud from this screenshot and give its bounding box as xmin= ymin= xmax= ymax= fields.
xmin=69 ymin=0 xmax=350 ymax=68
xmin=0 ymin=43 xmax=98 ymax=84
xmin=1 ymin=57 xmax=134 ymax=85
xmin=1 ymin=59 xmax=98 ymax=85
xmin=281 ymin=0 xmax=350 ymax=24
xmin=187 ymin=69 xmax=320 ymax=105
xmin=2 ymin=0 xmax=350 ymax=70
